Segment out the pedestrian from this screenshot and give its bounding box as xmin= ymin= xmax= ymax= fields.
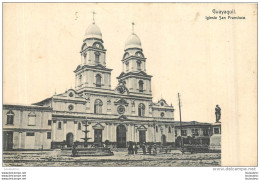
xmin=72 ymin=143 xmax=77 ymax=157
xmin=142 ymin=143 xmax=146 ymax=155
xmin=148 ymin=144 xmax=152 ymax=155
xmin=134 ymin=143 xmax=138 ymax=154
xmin=128 ymin=142 xmax=133 ymax=154
xmin=153 ymin=144 xmax=157 ymax=155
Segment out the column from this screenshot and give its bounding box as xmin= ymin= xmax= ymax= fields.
xmin=109 ymin=74 xmax=111 ymax=88
xmin=132 ymin=125 xmax=134 ymax=142
xmin=129 ymin=125 xmax=132 ymax=142
xmin=126 ymin=125 xmax=130 ymax=142
xmin=153 ymin=123 xmax=156 ymax=143
xmin=19 ymin=132 xmax=22 ymax=149
xmin=102 ymin=73 xmax=105 ymax=85
xmin=63 ymin=120 xmax=67 ymax=141
xmin=75 ymin=74 xmax=78 ymax=88
xmin=53 ymin=120 xmax=56 ymax=141
xmin=106 ymin=124 xmax=109 ymax=141
xmin=74 ymin=121 xmax=77 ymax=141
xmin=133 ymin=125 xmax=136 ymax=143
xmin=111 ymin=124 xmax=115 ymax=142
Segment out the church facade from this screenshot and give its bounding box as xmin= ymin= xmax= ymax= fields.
xmin=3 ymin=19 xmax=175 ymax=150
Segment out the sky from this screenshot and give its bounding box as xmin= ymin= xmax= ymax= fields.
xmin=3 ymin=3 xmax=257 ymax=124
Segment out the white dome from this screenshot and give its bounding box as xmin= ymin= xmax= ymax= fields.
xmin=85 ymin=23 xmax=102 ymax=39
xmin=125 ymin=33 xmax=142 ymax=50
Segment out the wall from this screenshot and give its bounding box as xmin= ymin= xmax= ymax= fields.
xmin=3 ymin=106 xmax=52 ymax=150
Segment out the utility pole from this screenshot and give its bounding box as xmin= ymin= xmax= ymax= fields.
xmin=178 ymin=93 xmax=183 ymax=150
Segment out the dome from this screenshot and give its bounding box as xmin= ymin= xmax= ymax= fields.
xmin=85 ymin=23 xmax=102 ymax=39
xmin=125 ymin=33 xmax=142 ymax=50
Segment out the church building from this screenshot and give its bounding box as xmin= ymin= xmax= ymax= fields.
xmin=3 ymin=17 xmax=175 ymax=150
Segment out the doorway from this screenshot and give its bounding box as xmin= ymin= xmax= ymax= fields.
xmin=161 ymin=135 xmax=166 ymax=146
xmin=3 ymin=131 xmax=13 ymax=150
xmin=116 ymin=125 xmax=126 ymax=148
xmin=94 ymin=129 xmax=102 ymax=147
xmin=66 ymin=133 xmax=74 ymax=147
xmin=139 ymin=131 xmax=146 ymax=144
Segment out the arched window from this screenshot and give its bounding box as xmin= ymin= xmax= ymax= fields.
xmin=81 ymin=43 xmax=87 ymax=51
xmin=93 ymin=42 xmax=103 ymax=49
xmin=123 ymin=52 xmax=130 ymax=59
xmin=156 ymin=126 xmax=158 ymax=133
xmin=137 ymin=61 xmax=141 ymax=70
xmin=78 ymin=123 xmax=81 ymax=130
xmin=135 ymin=51 xmax=144 ymax=58
xmin=28 ymin=112 xmax=36 ymax=126
xmin=96 ymin=74 xmax=102 ymax=87
xmin=95 ymin=52 xmax=100 ymax=63
xmin=58 ymin=122 xmax=62 ymax=129
xmin=6 ymin=110 xmax=14 ymax=125
xmin=139 ymin=80 xmax=144 ymax=92
xmin=94 ymin=99 xmax=103 ymax=114
xmin=138 ymin=103 xmax=145 ymax=117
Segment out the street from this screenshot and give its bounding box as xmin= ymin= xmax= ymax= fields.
xmin=3 ymin=150 xmax=221 ymax=167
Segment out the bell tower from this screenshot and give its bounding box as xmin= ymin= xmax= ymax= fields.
xmin=117 ymin=23 xmax=152 ymax=95
xmin=74 ymin=12 xmax=112 ymax=91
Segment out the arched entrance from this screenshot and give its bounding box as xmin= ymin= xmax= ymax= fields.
xmin=116 ymin=125 xmax=126 ymax=148
xmin=161 ymin=135 xmax=166 ymax=146
xmin=66 ymin=133 xmax=74 ymax=147
xmin=139 ymin=131 xmax=146 ymax=144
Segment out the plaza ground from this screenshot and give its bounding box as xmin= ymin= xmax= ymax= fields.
xmin=3 ymin=149 xmax=221 ymax=167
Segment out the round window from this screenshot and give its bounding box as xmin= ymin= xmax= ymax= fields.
xmin=160 ymin=102 xmax=164 ymax=106
xmin=117 ymin=105 xmax=125 ymax=114
xmin=69 ymin=92 xmax=74 ymax=97
xmin=68 ymin=105 xmax=74 ymax=111
xmin=160 ymin=112 xmax=165 ymax=117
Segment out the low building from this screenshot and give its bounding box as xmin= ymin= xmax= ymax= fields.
xmin=174 ymin=121 xmax=213 ymax=146
xmin=3 ymin=104 xmax=52 ymax=150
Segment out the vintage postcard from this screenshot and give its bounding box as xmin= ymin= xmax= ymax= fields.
xmin=2 ymin=2 xmax=257 ymax=170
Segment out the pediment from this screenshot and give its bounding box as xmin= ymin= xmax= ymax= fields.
xmin=92 ymin=123 xmax=104 ymax=130
xmin=114 ymin=98 xmax=129 ymax=106
xmin=118 ymin=115 xmax=128 ymax=120
xmin=137 ymin=125 xmax=147 ymax=131
xmin=55 ymin=89 xmax=82 ymax=99
xmin=154 ymin=99 xmax=170 ymax=107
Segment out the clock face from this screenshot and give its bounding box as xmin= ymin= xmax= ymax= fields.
xmin=117 ymin=105 xmax=125 ymax=114
xmin=96 ymin=44 xmax=100 ymax=48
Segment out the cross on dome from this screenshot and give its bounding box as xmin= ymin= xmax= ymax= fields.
xmin=92 ymin=11 xmax=96 ymax=24
xmin=132 ymin=22 xmax=135 ymax=34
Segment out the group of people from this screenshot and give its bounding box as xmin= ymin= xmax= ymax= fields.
xmin=128 ymin=142 xmax=158 ymax=155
